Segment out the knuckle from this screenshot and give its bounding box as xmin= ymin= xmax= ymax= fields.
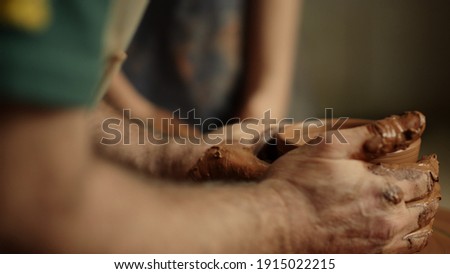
xmin=370 ymin=176 xmax=406 ymax=207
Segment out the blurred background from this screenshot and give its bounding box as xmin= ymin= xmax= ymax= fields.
xmin=290 ymin=0 xmax=450 ymax=208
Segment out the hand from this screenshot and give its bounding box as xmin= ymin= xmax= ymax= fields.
xmin=265 ymin=112 xmax=440 ymax=253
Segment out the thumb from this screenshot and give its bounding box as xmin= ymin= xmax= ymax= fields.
xmin=328 ymin=111 xmax=426 ymax=161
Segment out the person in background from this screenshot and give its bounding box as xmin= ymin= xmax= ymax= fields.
xmin=119 ymin=0 xmax=298 ymax=126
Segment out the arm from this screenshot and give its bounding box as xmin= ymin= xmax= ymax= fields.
xmin=0 ymin=106 xmax=439 ymax=253
xmin=0 ymin=106 xmax=290 ymax=253
xmin=0 ymin=0 xmax=286 ymax=253
xmin=95 ymin=77 xmax=276 ymax=181
xmin=91 ymin=100 xmax=208 ymax=179
xmin=240 ymin=0 xmax=302 ymax=120
xmin=104 ymin=71 xmax=199 ymax=137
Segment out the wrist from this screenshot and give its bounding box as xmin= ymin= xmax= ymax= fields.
xmin=259 ymin=178 xmax=313 ymax=253
xmin=159 ymin=141 xmax=212 ymax=179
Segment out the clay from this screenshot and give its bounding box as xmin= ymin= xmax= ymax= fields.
xmin=274 ymin=111 xmax=425 ymax=164
xmin=363 ymin=111 xmax=425 ymax=160
xmin=189 ymin=145 xmax=269 ymax=181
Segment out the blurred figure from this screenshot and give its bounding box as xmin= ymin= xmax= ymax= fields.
xmin=106 ymin=0 xmax=300 ymax=131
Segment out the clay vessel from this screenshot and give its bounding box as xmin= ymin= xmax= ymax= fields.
xmin=276 ymin=118 xmax=421 ymax=164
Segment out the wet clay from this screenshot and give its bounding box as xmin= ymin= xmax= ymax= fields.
xmin=189 ymin=145 xmax=269 ymax=181
xmin=275 ymin=111 xmax=426 ymax=164
xmin=363 ymin=111 xmax=426 ymax=160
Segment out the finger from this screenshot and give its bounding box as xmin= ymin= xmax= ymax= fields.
xmin=377 ymin=178 xmax=440 ymax=230
xmin=384 ymin=222 xmax=433 ymax=253
xmin=402 ymin=224 xmax=433 ymax=253
xmin=384 ymin=183 xmax=440 ymax=253
xmin=312 ymin=111 xmax=426 ymax=161
xmin=382 ymin=187 xmax=440 ymax=253
xmin=401 ymin=185 xmax=441 ymax=233
xmin=369 ymin=154 xmax=439 ymax=202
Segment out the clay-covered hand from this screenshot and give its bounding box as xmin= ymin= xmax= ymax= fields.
xmin=264 ymin=112 xmax=440 ymax=253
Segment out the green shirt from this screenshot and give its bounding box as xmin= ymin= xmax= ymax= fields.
xmin=0 ymin=0 xmax=147 ymax=107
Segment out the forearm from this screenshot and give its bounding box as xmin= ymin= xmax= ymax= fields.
xmin=241 ymin=0 xmax=302 ymax=120
xmin=91 ymin=100 xmax=209 ymax=179
xmin=11 ymin=156 xmax=291 ymax=253
xmin=91 ymin=101 xmax=278 ymax=180
xmin=105 ymin=72 xmax=198 ymax=137
xmin=0 ymin=106 xmax=292 ymax=253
